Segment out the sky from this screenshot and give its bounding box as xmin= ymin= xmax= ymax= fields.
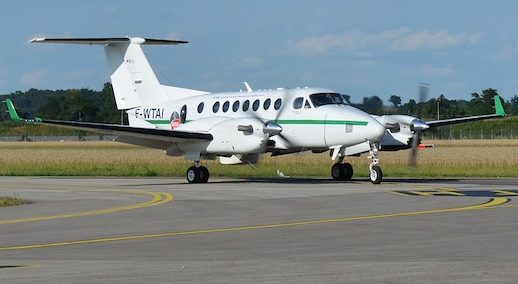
xmin=1 ymin=0 xmax=518 ymax=103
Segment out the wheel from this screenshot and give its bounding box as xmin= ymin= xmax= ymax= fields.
xmin=186 ymin=166 xmax=200 ymax=183
xmin=199 ymin=166 xmax=209 ymax=183
xmin=369 ymin=165 xmax=383 ymax=184
xmin=331 ymin=163 xmax=345 ymax=180
xmin=343 ymin=163 xmax=353 ymax=180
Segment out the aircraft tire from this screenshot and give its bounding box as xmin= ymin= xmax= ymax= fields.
xmin=331 ymin=163 xmax=345 ymax=180
xmin=369 ymin=165 xmax=383 ymax=184
xmin=186 ymin=166 xmax=200 ymax=183
xmin=343 ymin=163 xmax=353 ymax=180
xmin=199 ymin=166 xmax=209 ymax=183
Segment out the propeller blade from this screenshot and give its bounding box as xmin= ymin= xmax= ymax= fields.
xmin=409 ymin=132 xmax=420 ymax=168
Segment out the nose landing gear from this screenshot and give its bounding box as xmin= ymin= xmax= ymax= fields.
xmin=368 ymin=141 xmax=383 ymax=184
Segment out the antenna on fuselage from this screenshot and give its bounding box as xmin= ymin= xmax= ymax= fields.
xmin=242 ymin=82 xmax=253 ymax=92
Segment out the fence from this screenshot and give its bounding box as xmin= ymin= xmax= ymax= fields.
xmin=423 ymin=127 xmax=517 ymax=140
xmin=0 ymin=135 xmax=117 ymax=142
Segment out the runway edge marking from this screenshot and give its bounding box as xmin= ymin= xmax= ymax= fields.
xmin=0 ymin=189 xmax=173 ymax=225
xmin=0 ymin=197 xmax=509 ymax=251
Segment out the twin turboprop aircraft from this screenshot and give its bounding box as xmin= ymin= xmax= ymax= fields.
xmin=6 ymin=37 xmax=506 ymax=184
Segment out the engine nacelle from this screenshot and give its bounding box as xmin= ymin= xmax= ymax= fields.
xmin=206 ymin=118 xmax=268 ymax=154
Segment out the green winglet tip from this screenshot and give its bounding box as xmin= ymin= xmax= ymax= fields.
xmin=494 ymin=95 xmax=506 ymax=116
xmin=5 ymin=99 xmax=23 ymax=122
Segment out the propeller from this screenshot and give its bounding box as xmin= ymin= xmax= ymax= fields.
xmin=235 ymin=88 xmax=294 ymax=170
xmin=244 ymin=88 xmax=293 ymax=146
xmin=409 ymin=83 xmax=430 ymax=168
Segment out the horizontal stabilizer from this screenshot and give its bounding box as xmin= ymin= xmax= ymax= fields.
xmin=30 ymin=37 xmax=188 ymax=45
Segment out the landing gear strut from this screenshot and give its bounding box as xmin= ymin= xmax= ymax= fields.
xmin=368 ymin=141 xmax=383 ymax=184
xmin=186 ymin=161 xmax=209 ymax=184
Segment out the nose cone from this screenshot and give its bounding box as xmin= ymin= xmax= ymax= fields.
xmin=341 ymin=106 xmax=385 ymax=142
xmin=326 ymin=105 xmax=386 ymax=146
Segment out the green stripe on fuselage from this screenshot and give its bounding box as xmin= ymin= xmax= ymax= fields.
xmin=275 ymin=119 xmax=368 ymax=125
xmin=145 ymin=119 xmax=368 ymax=126
xmin=146 ymin=119 xmax=170 ymax=124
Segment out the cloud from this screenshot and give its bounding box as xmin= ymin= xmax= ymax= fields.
xmin=289 ymin=29 xmax=483 ymax=55
xmin=238 ymin=56 xmax=263 ymax=68
xmin=19 ymin=69 xmax=48 ymax=87
xmin=165 ymin=31 xmax=182 ymax=40
xmin=420 ymin=64 xmax=456 ymax=77
xmin=391 ymin=31 xmax=483 ymax=51
xmin=0 ymin=67 xmax=9 ymax=77
xmin=491 ymin=45 xmax=518 ymax=62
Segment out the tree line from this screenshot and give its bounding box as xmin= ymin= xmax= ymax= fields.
xmin=347 ymin=88 xmax=517 ymax=119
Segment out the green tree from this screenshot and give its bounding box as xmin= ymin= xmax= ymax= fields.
xmin=388 ymin=95 xmax=401 ymax=108
xmin=470 ymin=88 xmax=498 ymax=114
xmin=360 ymin=96 xmax=384 ymax=114
xmin=510 ymin=95 xmax=518 ymax=115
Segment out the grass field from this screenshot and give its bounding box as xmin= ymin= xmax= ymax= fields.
xmin=0 ymin=140 xmax=516 ymax=178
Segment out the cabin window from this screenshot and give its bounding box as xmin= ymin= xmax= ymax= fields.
xmin=274 ymin=98 xmax=282 ymax=110
xmin=212 ymin=101 xmax=220 ymax=113
xmin=180 ymin=105 xmax=187 ymax=123
xmin=252 ymin=99 xmax=260 ymax=111
xmin=197 ymin=102 xmax=204 ymax=113
xmin=222 ymin=101 xmax=230 ymax=112
xmin=232 ymin=101 xmax=240 ymax=112
xmin=293 ymin=97 xmax=303 ymax=109
xmin=242 ymin=100 xmax=250 ymax=111
xmin=263 ymin=98 xmax=271 ymax=110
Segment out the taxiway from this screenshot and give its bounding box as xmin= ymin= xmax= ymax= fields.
xmin=1 ymin=177 xmax=517 ymax=283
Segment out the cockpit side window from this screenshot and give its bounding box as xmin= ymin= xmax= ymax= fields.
xmin=309 ymin=93 xmax=347 ymax=107
xmin=304 ymin=100 xmax=312 ymax=109
xmin=293 ymin=97 xmax=304 ymax=109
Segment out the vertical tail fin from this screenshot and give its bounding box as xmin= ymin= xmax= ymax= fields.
xmin=30 ymin=37 xmax=188 ymax=110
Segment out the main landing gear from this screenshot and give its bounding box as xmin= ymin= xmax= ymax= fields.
xmin=186 ymin=161 xmax=209 ymax=183
xmin=331 ymin=160 xmax=353 ymax=181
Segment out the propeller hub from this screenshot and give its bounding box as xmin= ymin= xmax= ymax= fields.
xmin=410 ymin=119 xmax=430 ymax=132
xmin=263 ymin=121 xmax=283 ymax=136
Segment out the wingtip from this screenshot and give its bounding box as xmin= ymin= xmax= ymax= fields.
xmin=494 ymin=95 xmax=507 ymax=117
xmin=29 ymin=37 xmax=45 ymax=43
xmin=5 ymin=99 xmax=23 ymax=122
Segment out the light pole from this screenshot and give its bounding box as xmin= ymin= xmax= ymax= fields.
xmin=437 ymin=95 xmax=442 ymax=120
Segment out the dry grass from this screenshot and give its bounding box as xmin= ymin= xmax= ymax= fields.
xmin=0 ymin=140 xmax=516 ymax=177
xmin=0 ymin=195 xmax=30 ymax=207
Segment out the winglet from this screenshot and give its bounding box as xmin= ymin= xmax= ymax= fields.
xmin=5 ymin=99 xmax=42 ymax=123
xmin=5 ymin=99 xmax=23 ymax=122
xmin=494 ymin=95 xmax=506 ymax=116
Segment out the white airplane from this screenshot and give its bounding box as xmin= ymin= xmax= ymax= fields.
xmin=6 ymin=37 xmax=506 ymax=184
xmin=7 ymin=37 xmax=387 ymax=183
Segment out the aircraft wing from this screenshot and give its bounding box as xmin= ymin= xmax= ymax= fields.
xmin=425 ymin=95 xmax=506 ymax=128
xmin=4 ymin=99 xmax=212 ymax=145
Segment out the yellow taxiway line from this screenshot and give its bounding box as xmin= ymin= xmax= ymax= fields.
xmin=0 ymin=197 xmax=509 ymax=251
xmin=0 ymin=189 xmax=173 ymax=225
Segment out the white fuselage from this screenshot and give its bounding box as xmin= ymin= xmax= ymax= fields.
xmin=126 ymin=87 xmax=385 ymax=159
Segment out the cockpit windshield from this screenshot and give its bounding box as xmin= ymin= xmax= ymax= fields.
xmin=309 ymin=93 xmax=348 ymax=107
